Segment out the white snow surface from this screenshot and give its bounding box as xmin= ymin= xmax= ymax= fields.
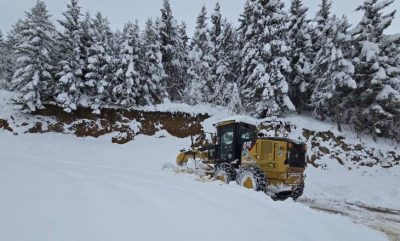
xmin=0 ymin=132 xmax=388 ymax=241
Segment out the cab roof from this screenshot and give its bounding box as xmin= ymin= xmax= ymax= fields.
xmin=215 ymin=116 xmax=258 ymax=127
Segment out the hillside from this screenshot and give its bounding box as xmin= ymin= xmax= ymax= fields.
xmin=1 ymin=89 xmax=400 ymax=240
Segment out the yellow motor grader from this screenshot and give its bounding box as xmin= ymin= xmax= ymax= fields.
xmin=176 ymin=118 xmax=307 ymax=200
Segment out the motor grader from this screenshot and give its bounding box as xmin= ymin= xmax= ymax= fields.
xmin=176 ymin=118 xmax=307 ymax=200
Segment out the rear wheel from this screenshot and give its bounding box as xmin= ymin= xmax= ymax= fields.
xmin=214 ymin=163 xmax=236 ymax=184
xmin=291 ymin=181 xmax=305 ymax=200
xmin=236 ymin=166 xmax=267 ymax=192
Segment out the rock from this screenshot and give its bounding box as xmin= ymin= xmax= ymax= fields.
xmin=0 ymin=119 xmax=13 ymax=132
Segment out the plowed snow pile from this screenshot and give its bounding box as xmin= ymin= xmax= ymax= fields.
xmin=0 ymin=132 xmax=387 ymax=241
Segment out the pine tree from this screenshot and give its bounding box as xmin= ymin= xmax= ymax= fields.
xmin=349 ymin=0 xmax=400 ymax=137
xmin=311 ymin=0 xmax=332 ymax=57
xmin=108 ymin=28 xmax=124 ymax=104
xmin=56 ymin=0 xmax=84 ymax=112
xmin=236 ymin=0 xmax=252 ymax=98
xmin=159 ymin=0 xmax=187 ymax=101
xmin=178 ymin=22 xmax=189 ymax=50
xmin=112 ymin=21 xmax=141 ymax=106
xmin=80 ymin=12 xmax=93 ymax=90
xmin=287 ymin=0 xmax=313 ymax=112
xmin=212 ymin=19 xmax=241 ymax=111
xmin=309 ymin=0 xmax=334 ymax=106
xmin=84 ymin=12 xmax=113 ymax=113
xmin=210 ymin=3 xmax=222 ymax=53
xmin=11 ymin=1 xmax=57 ymax=111
xmin=311 ymin=16 xmax=356 ymax=120
xmin=237 ymin=0 xmax=252 ymax=52
xmin=1 ymin=20 xmax=25 ymax=90
xmin=185 ymin=5 xmax=213 ymax=105
xmin=138 ymin=19 xmax=167 ymax=105
xmin=0 ymin=30 xmax=5 ymax=83
xmin=176 ymin=21 xmax=189 ymax=93
xmin=381 ymin=34 xmax=400 ymax=92
xmin=209 ymin=3 xmax=223 ymax=103
xmin=209 ymin=3 xmax=241 ymax=111
xmin=240 ymin=0 xmax=294 ymax=117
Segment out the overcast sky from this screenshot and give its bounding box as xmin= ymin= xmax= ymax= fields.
xmin=0 ymin=0 xmax=399 ymax=36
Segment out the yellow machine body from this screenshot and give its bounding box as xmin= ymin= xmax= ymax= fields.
xmin=241 ymin=138 xmax=305 ymax=186
xmin=176 ymin=119 xmax=307 ymax=197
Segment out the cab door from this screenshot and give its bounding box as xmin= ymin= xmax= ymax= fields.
xmin=218 ymin=125 xmax=235 ymax=163
xmin=237 ymin=124 xmax=256 ymax=162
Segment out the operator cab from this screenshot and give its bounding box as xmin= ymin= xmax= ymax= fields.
xmin=215 ymin=119 xmax=256 ymax=166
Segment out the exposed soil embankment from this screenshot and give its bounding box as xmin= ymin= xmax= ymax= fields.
xmin=27 ymin=104 xmax=209 ymax=144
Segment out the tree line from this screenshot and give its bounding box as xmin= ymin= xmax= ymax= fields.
xmin=0 ymin=0 xmax=399 ymax=139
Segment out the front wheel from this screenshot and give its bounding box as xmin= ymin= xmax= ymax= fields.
xmin=214 ymin=163 xmax=236 ymax=184
xmin=236 ymin=166 xmax=267 ymax=192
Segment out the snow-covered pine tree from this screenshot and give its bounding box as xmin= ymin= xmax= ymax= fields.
xmin=79 ymin=12 xmax=93 ymax=90
xmin=178 ymin=22 xmax=189 ymax=51
xmin=176 ymin=21 xmax=189 ymax=93
xmin=381 ymin=34 xmax=400 ymax=92
xmin=55 ymin=0 xmax=85 ymax=112
xmin=138 ymin=19 xmax=167 ymax=105
xmin=159 ymin=0 xmax=187 ymax=101
xmin=111 ymin=21 xmax=141 ymax=106
xmin=0 ymin=30 xmax=3 ymax=47
xmin=287 ymin=0 xmax=313 ymax=112
xmin=311 ymin=0 xmax=332 ymax=58
xmin=0 ymin=30 xmax=5 ymax=84
xmin=210 ymin=3 xmax=222 ymax=54
xmin=84 ymin=12 xmax=113 ymax=113
xmin=237 ymin=0 xmax=252 ymax=52
xmin=209 ymin=3 xmax=222 ymax=104
xmin=236 ymin=0 xmax=252 ymax=98
xmin=1 ymin=20 xmax=25 ymax=90
xmin=239 ymin=0 xmax=294 ymax=117
xmin=309 ymin=0 xmax=334 ymax=106
xmin=0 ymin=30 xmax=12 ymax=90
xmin=378 ymin=33 xmax=400 ymax=138
xmin=212 ymin=18 xmax=241 ymax=112
xmin=311 ymin=15 xmax=356 ymax=120
xmin=349 ymin=0 xmax=400 ymax=137
xmin=11 ymin=0 xmax=57 ymax=112
xmin=185 ymin=5 xmax=213 ymax=105
xmin=107 ymin=28 xmax=124 ymax=104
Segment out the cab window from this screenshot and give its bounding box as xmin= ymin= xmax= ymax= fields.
xmin=239 ymin=126 xmax=255 ymax=142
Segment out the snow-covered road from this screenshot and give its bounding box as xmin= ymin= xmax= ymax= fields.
xmin=0 ymin=132 xmax=390 ymax=241
xmin=301 ymin=199 xmax=400 ymax=241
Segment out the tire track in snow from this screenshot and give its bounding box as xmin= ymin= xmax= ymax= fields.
xmin=300 ymin=198 xmax=400 ymax=241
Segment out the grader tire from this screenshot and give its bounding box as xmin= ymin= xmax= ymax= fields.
xmin=236 ymin=166 xmax=267 ymax=192
xmin=214 ymin=163 xmax=236 ymax=184
xmin=291 ymin=181 xmax=305 ymax=201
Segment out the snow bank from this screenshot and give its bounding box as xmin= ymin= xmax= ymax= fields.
xmin=0 ymin=132 xmax=388 ymax=241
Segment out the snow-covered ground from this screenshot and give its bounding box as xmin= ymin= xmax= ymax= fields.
xmin=0 ymin=131 xmax=389 ymax=241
